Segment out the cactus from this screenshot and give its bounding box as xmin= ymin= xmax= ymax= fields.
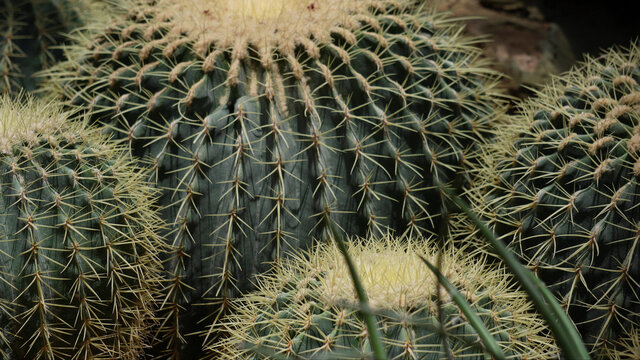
xmin=0 ymin=95 xmax=163 ymax=359
xmin=50 ymin=0 xmax=505 ymax=356
xmin=0 ymin=0 xmax=104 ymax=93
xmin=211 ymin=236 xmax=558 ymax=359
xmin=473 ymin=42 xmax=640 ymax=357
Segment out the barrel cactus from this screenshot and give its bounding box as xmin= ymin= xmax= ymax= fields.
xmin=211 ymin=236 xmax=558 ymax=359
xmin=475 ymin=42 xmax=640 ymax=357
xmin=0 ymin=95 xmax=163 ymax=359
xmin=50 ymin=0 xmax=505 ymax=356
xmin=0 ymin=0 xmax=104 ymax=93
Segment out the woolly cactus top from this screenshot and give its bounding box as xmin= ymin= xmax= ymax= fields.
xmin=0 ymin=96 xmax=67 ymax=152
xmin=212 ymin=237 xmax=558 ymax=359
xmin=141 ymin=0 xmax=425 ymax=53
xmin=156 ymin=0 xmax=368 ymax=52
xmin=310 ymin=239 xmax=487 ymax=311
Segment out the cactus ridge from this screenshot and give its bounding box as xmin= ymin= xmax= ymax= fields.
xmin=49 ymin=0 xmax=506 ymax=357
xmin=0 ymin=96 xmax=163 ymax=360
xmin=472 ymin=42 xmax=640 ymax=357
xmin=211 ymin=236 xmax=558 ymax=359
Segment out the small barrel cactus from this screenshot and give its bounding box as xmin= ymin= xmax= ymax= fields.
xmin=474 ymin=42 xmax=640 ymax=357
xmin=211 ymin=236 xmax=558 ymax=359
xmin=0 ymin=96 xmax=163 ymax=359
xmin=0 ymin=0 xmax=104 ymax=93
xmin=50 ymin=0 xmax=505 ymax=356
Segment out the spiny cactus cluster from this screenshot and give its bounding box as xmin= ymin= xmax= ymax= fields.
xmin=49 ymin=0 xmax=505 ymax=356
xmin=212 ymin=237 xmax=558 ymax=359
xmin=474 ymin=42 xmax=640 ymax=357
xmin=0 ymin=96 xmax=163 ymax=359
xmin=0 ymin=0 xmax=102 ymax=93
xmin=3 ymin=0 xmax=637 ymax=358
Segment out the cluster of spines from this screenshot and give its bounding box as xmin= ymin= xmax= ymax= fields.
xmin=613 ymin=331 xmax=640 ymax=359
xmin=0 ymin=96 xmax=163 ymax=359
xmin=468 ymin=42 xmax=640 ymax=357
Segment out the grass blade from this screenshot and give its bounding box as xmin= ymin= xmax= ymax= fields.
xmin=327 ymin=219 xmax=387 ymax=360
xmin=418 ymin=254 xmax=507 ymax=360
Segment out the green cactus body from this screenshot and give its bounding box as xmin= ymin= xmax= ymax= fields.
xmin=212 ymin=237 xmax=558 ymax=359
xmin=0 ymin=0 xmax=102 ymax=93
xmin=51 ymin=0 xmax=505 ymax=356
xmin=476 ymin=43 xmax=640 ymax=357
xmin=0 ymin=96 xmax=163 ymax=359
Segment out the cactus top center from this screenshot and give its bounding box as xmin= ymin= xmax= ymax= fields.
xmin=322 ymin=243 xmax=446 ymax=309
xmin=0 ymin=96 xmax=65 ymax=154
xmin=310 ymin=238 xmax=500 ymax=311
xmin=154 ymin=0 xmax=400 ymax=55
xmin=228 ymin=0 xmax=305 ymax=19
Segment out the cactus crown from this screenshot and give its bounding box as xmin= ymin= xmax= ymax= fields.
xmin=0 ymin=95 xmax=66 ymax=151
xmin=125 ymin=0 xmax=450 ymax=88
xmin=156 ymin=0 xmax=366 ymax=51
xmin=319 ymin=238 xmax=449 ymax=310
xmin=212 ymin=237 xmax=557 ymax=359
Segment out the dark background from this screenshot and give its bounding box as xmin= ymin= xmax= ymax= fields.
xmin=525 ymin=0 xmax=638 ymax=57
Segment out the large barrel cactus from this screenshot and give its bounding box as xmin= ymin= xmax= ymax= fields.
xmin=0 ymin=0 xmax=103 ymax=93
xmin=0 ymin=96 xmax=163 ymax=359
xmin=212 ymin=237 xmax=558 ymax=359
xmin=51 ymin=0 xmax=505 ymax=356
xmin=475 ymin=42 xmax=640 ymax=357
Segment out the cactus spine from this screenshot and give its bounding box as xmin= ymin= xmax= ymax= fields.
xmin=473 ymin=42 xmax=640 ymax=357
xmin=0 ymin=95 xmax=163 ymax=359
xmin=51 ymin=0 xmax=505 ymax=356
xmin=212 ymin=237 xmax=558 ymax=359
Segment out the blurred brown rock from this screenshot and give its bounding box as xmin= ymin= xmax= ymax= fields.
xmin=434 ymin=0 xmax=640 ymax=100
xmin=435 ymin=0 xmax=576 ymax=98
